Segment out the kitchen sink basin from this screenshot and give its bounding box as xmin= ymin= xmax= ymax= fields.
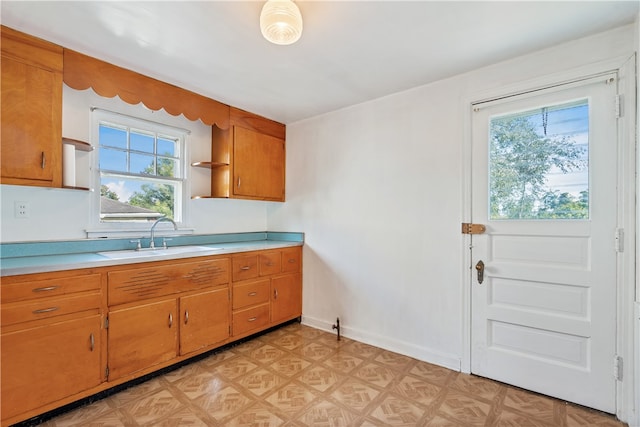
xmin=97 ymin=245 xmax=221 ymax=260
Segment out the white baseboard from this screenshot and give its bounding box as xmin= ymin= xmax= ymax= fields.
xmin=301 ymin=315 xmax=461 ymax=372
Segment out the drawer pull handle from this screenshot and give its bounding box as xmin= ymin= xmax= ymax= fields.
xmin=274 ymin=289 xmax=278 ymax=299
xmin=168 ymin=313 xmax=173 ymax=328
xmin=241 ymin=266 xmax=251 ymax=271
xmin=248 ymin=292 xmax=258 ymax=296
xmin=266 ymin=262 xmax=273 ymax=266
xmin=32 ymin=307 xmax=59 ymax=314
xmin=90 ymin=333 xmax=95 ymax=351
xmin=32 ymin=286 xmax=59 ymax=293
xmin=248 ymin=316 xmax=257 ymax=322
xmin=184 ymin=310 xmax=189 ymax=325
xmin=41 ymin=152 xmax=46 ymax=169
xmin=288 ymin=259 xmax=297 ymax=263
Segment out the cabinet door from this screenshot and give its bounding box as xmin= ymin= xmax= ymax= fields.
xmin=108 ymin=299 xmax=177 ymax=380
xmin=271 ymin=273 xmax=302 ymax=324
xmin=1 ymin=315 xmax=102 ymax=421
xmin=180 ymin=288 xmax=229 ymax=355
xmin=233 ymin=126 xmax=285 ymax=201
xmin=1 ymin=56 xmax=61 ymax=186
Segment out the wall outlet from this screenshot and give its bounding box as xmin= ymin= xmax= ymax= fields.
xmin=14 ymin=201 xmax=29 ymax=219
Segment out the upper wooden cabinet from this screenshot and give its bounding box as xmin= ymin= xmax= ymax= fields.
xmin=1 ymin=26 xmax=63 ymax=187
xmin=1 ymin=26 xmax=285 ymax=199
xmin=207 ymin=107 xmax=286 ymax=202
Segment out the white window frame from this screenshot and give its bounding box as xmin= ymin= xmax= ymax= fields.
xmin=88 ymin=109 xmax=191 ymax=238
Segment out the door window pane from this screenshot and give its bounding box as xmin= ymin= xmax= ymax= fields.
xmin=489 ymin=99 xmax=589 ymax=220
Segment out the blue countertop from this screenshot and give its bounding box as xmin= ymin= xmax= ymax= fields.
xmin=0 ymin=231 xmax=303 ymax=277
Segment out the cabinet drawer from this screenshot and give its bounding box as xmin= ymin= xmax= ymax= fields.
xmin=1 ymin=291 xmax=101 ymax=326
xmin=1 ymin=273 xmax=101 ymax=303
xmin=232 ymin=303 xmax=269 ymax=336
xmin=282 ymin=247 xmax=301 ymax=273
xmin=232 ymin=255 xmax=258 ymax=282
xmin=259 ymin=251 xmax=281 ymax=276
xmin=233 ymin=279 xmax=270 ymax=310
xmin=108 ymin=258 xmax=229 ymax=306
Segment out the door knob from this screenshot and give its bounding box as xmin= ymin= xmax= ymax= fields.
xmin=475 ymin=260 xmax=485 ymax=284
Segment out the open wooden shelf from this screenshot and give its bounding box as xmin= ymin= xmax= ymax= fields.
xmin=62 ymin=137 xmax=93 ymax=152
xmin=62 ymin=185 xmax=91 ymax=191
xmin=190 ymin=161 xmax=228 ymax=169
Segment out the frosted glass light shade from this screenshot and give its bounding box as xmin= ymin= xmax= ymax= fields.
xmin=260 ymin=0 xmax=303 ymax=45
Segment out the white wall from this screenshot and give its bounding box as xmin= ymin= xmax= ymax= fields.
xmin=0 ymin=86 xmax=270 ymax=242
xmin=267 ymin=24 xmax=637 ymax=375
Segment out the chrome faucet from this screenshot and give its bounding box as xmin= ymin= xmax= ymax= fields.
xmin=149 ymin=217 xmax=178 ymax=249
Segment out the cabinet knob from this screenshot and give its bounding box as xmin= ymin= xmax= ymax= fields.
xmin=184 ymin=310 xmax=189 ymax=325
xmin=90 ymin=333 xmax=95 ymax=351
xmin=241 ymin=266 xmax=251 ymax=271
xmin=274 ymin=289 xmax=278 ymax=300
xmin=168 ymin=313 xmax=173 ymax=328
xmin=41 ymin=152 xmax=46 ymax=169
xmin=248 ymin=316 xmax=257 ymax=322
xmin=248 ymin=292 xmax=257 ymax=297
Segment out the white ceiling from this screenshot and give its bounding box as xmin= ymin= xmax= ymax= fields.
xmin=2 ymin=1 xmax=638 ymax=124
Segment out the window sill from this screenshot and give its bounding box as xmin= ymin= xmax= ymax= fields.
xmin=86 ymin=228 xmax=194 ymax=239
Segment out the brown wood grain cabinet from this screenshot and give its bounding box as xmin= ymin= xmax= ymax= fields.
xmin=1 ymin=246 xmax=301 ymax=426
xmin=0 ymin=269 xmax=105 ymax=424
xmin=209 ymin=107 xmax=286 ymax=201
xmin=179 ymin=287 xmax=230 ymax=355
xmin=107 ymin=298 xmax=178 ymax=380
xmin=231 ymin=246 xmax=302 ymax=338
xmin=1 ymin=25 xmax=63 ymax=187
xmin=1 ymin=26 xmax=285 ymax=199
xmin=2 ymin=315 xmax=103 ymax=421
xmin=106 ymin=257 xmax=231 ymax=381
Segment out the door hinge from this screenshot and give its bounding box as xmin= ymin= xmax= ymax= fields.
xmin=615 ymin=94 xmax=623 ymax=118
xmin=104 ymin=316 xmax=109 ymax=329
xmin=461 ymin=223 xmax=486 ymax=235
xmin=105 ymin=366 xmax=110 ymax=378
xmin=615 ymin=228 xmax=624 ymax=253
xmin=613 ymin=355 xmax=623 ymax=381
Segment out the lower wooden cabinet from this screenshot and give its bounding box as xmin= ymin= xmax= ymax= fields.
xmin=271 ymin=273 xmax=303 ymax=324
xmin=180 ymin=288 xmax=230 ymax=355
xmin=107 ymin=287 xmax=231 ymax=380
xmin=1 ymin=245 xmax=301 ymax=426
xmin=108 ymin=299 xmax=178 ymax=380
xmin=231 ymin=247 xmax=302 ymax=337
xmin=1 ymin=314 xmax=102 ymax=421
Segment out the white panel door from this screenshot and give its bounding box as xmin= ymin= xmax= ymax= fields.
xmin=471 ymin=74 xmax=618 ymax=413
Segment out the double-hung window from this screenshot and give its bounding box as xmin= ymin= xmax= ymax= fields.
xmin=91 ymin=110 xmax=187 ymax=232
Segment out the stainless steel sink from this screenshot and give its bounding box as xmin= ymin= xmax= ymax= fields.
xmin=97 ymin=245 xmax=221 ymax=260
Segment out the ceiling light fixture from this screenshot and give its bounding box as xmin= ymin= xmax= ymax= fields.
xmin=260 ymin=0 xmax=303 ymax=45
